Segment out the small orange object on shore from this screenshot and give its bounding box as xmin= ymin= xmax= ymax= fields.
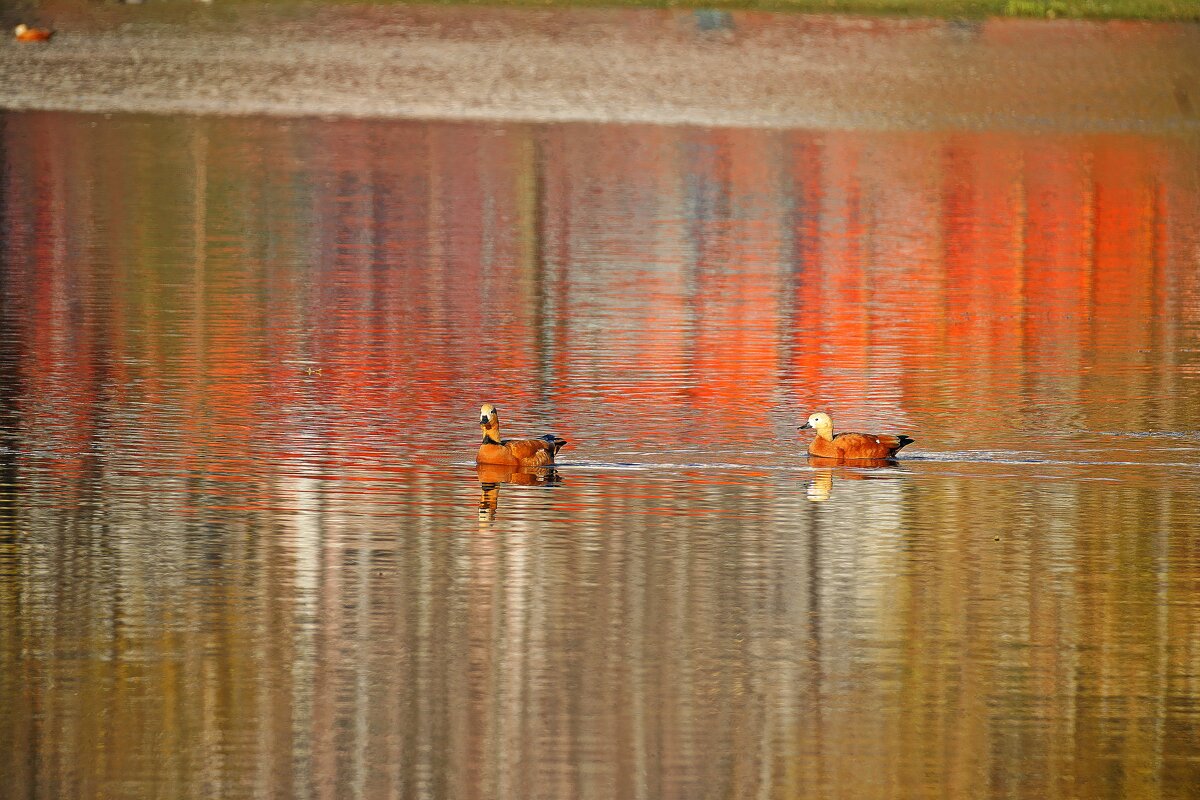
xmin=14 ymin=24 xmax=54 ymax=42
xmin=477 ymin=403 xmax=567 ymax=467
xmin=799 ymin=411 xmax=914 ymax=461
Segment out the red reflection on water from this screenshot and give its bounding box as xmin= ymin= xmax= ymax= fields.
xmin=1 ymin=113 xmax=1198 ymax=478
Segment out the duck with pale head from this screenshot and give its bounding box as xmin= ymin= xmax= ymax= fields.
xmin=477 ymin=403 xmax=567 ymax=467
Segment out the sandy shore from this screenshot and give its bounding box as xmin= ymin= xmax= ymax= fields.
xmin=1 ymin=5 xmax=1197 ymax=131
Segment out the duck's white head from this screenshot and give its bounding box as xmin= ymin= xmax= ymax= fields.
xmin=798 ymin=411 xmax=834 ymax=440
xmin=14 ymin=24 xmax=28 ymax=35
xmin=480 ymin=403 xmax=498 ymax=427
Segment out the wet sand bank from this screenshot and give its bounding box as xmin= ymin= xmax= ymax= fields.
xmin=1 ymin=6 xmax=1197 ymax=131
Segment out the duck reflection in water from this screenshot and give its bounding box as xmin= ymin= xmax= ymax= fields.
xmin=804 ymin=456 xmax=900 ymax=502
xmin=477 ymin=463 xmax=563 ymax=521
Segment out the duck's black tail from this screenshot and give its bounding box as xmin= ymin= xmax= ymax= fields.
xmin=541 ymin=434 xmax=568 ymax=455
xmin=896 ymin=435 xmax=915 ymax=450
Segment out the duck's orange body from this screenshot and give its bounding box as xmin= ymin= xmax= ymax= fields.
xmin=14 ymin=24 xmax=54 ymax=42
xmin=476 ymin=403 xmax=566 ymax=467
xmin=478 ymin=437 xmax=565 ymax=467
xmin=799 ymin=412 xmax=913 ymax=461
xmin=807 ymin=432 xmax=913 ymax=460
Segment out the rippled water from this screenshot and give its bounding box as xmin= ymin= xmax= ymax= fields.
xmin=2 ymin=110 xmax=1200 ymax=798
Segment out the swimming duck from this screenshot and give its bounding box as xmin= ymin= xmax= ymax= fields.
xmin=798 ymin=412 xmax=913 ymax=461
xmin=14 ymin=24 xmax=54 ymax=42
xmin=477 ymin=403 xmax=567 ymax=467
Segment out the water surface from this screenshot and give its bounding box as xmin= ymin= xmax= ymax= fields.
xmin=2 ymin=111 xmax=1200 ymax=798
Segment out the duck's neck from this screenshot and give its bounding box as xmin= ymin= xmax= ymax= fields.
xmin=481 ymin=423 xmax=502 ymax=445
xmin=815 ymin=423 xmax=835 ymax=441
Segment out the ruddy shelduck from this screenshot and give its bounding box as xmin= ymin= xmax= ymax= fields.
xmin=14 ymin=24 xmax=54 ymax=42
xmin=477 ymin=403 xmax=567 ymax=467
xmin=799 ymin=412 xmax=913 ymax=461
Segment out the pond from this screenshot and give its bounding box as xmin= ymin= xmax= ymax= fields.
xmin=1 ymin=109 xmax=1199 ymax=798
